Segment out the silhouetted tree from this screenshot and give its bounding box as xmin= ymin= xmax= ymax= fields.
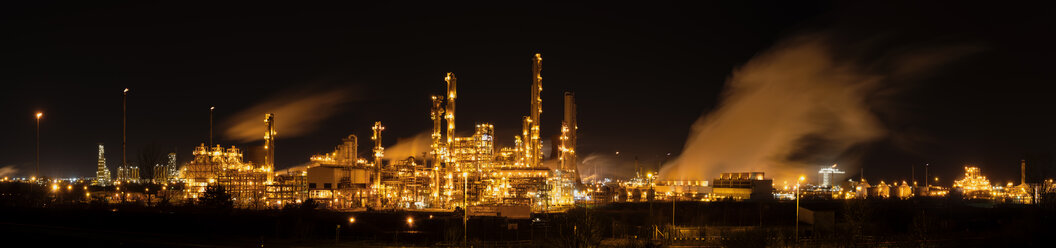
xmin=300 ymin=198 xmax=320 ymax=210
xmin=138 ymin=143 xmax=165 ymax=182
xmin=199 ymin=184 xmax=233 ymax=209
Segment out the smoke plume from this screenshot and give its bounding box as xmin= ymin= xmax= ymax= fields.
xmin=224 ymin=88 xmax=351 ymax=143
xmin=661 ymin=34 xmax=975 ymax=181
xmin=384 ymin=132 xmax=432 ymax=161
xmin=0 ymin=165 xmax=19 ymax=178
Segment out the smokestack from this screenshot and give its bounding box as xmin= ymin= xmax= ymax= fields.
xmin=1021 ymin=159 xmax=1027 ymax=185
xmin=264 ymin=113 xmax=275 ymax=183
xmin=560 ymin=91 xmax=577 ymax=171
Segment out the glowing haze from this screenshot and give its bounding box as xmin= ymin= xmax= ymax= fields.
xmin=660 ymin=34 xmax=974 ymax=181
xmin=224 ymin=89 xmax=350 ymax=143
xmin=384 ymin=132 xmax=432 ymax=161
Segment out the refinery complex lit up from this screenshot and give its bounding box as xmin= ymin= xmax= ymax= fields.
xmin=5 ymin=52 xmax=1052 ymax=212
xmin=3 ymin=2 xmax=1055 ymax=246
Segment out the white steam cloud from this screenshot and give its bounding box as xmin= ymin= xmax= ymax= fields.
xmin=0 ymin=165 xmax=19 ymax=178
xmin=224 ymin=89 xmax=350 ymax=143
xmin=661 ymin=34 xmax=975 ymax=181
xmin=384 ymin=132 xmax=432 ymax=161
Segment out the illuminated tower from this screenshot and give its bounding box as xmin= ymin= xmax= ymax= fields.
xmin=514 ymin=136 xmax=525 ymax=167
xmin=167 ymin=152 xmax=177 ymax=182
xmin=95 ymin=143 xmax=112 ymax=186
xmin=818 ymin=164 xmax=845 ymax=187
xmin=521 ymin=116 xmax=532 ymax=167
xmin=341 ymin=134 xmax=358 ymax=166
xmin=372 ymin=121 xmax=385 ymax=206
xmin=431 ymin=95 xmax=445 ymax=163
xmin=429 ymin=95 xmax=445 ymax=206
xmin=1021 ymin=159 xmax=1026 ymax=186
xmin=263 ymin=113 xmax=276 ymax=184
xmin=559 ymin=91 xmax=577 ymax=171
xmin=528 ymin=53 xmax=543 ymax=167
xmin=445 ymin=73 xmax=457 ymax=167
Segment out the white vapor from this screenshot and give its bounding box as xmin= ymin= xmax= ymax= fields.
xmin=223 ymin=89 xmax=351 ymax=143
xmin=661 ymin=34 xmax=976 ymax=181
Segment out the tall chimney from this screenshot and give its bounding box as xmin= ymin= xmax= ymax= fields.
xmin=560 ymin=91 xmax=577 ymax=170
xmin=264 ymin=113 xmax=275 ymax=183
xmin=1021 ymin=159 xmax=1027 ymax=185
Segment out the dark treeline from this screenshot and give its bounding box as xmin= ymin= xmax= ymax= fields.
xmin=4 ymin=181 xmax=1056 ymax=247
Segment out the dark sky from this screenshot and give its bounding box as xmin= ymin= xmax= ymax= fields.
xmin=2 ymin=1 xmax=1054 ymax=183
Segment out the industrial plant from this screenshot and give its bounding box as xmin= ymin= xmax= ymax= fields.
xmin=32 ymin=60 xmax=1056 ymax=213
xmin=6 ymin=53 xmax=1056 ymax=247
xmin=73 ymin=54 xmax=583 ymax=214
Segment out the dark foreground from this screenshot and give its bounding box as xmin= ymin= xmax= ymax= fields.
xmin=3 ymin=199 xmax=1056 ymax=247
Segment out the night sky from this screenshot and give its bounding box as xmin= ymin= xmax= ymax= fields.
xmin=2 ymin=2 xmax=1053 ymax=183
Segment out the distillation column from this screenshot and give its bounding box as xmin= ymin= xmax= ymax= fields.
xmin=342 ymin=134 xmax=358 ymax=165
xmin=430 ymin=94 xmax=445 ymax=206
xmin=264 ymin=113 xmax=276 ymax=184
xmin=372 ymin=121 xmax=385 ymax=207
xmin=521 ymin=117 xmax=531 ymax=167
xmin=527 ymin=53 xmax=543 ymax=167
xmin=445 ymin=72 xmax=457 ymax=167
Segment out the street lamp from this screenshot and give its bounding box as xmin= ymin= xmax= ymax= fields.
xmin=35 ymin=112 xmax=42 ymax=179
xmin=122 ymin=88 xmax=128 ymax=182
xmin=795 ymin=175 xmax=805 ymax=242
xmin=209 ymin=106 xmax=215 ymax=146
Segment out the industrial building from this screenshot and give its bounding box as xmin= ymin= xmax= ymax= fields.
xmin=116 ymin=164 xmax=139 ymax=183
xmin=711 ymin=172 xmax=774 ymax=201
xmin=94 ymin=143 xmax=112 ymax=186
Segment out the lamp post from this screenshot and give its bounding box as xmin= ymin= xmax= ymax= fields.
xmin=795 ymin=175 xmax=805 ymax=242
xmin=35 ymin=112 xmax=42 ymax=180
xmin=122 ymin=88 xmax=128 ymax=180
xmin=209 ymin=106 xmax=215 ymax=146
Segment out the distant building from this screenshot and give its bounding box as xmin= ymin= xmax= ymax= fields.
xmin=116 ymin=163 xmax=139 ymax=183
xmin=167 ymin=153 xmax=178 ymax=182
xmin=711 ymin=172 xmax=773 ymax=200
xmin=873 ymin=181 xmax=891 ymax=198
xmin=897 ymin=181 xmax=913 ymax=199
xmin=94 ymin=143 xmax=112 ymax=186
xmin=855 ymin=179 xmax=871 ymax=199
xmin=818 ymin=164 xmax=844 ymax=187
xmin=152 ymin=153 xmax=180 ymax=183
xmin=953 ymin=166 xmax=992 ymax=199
